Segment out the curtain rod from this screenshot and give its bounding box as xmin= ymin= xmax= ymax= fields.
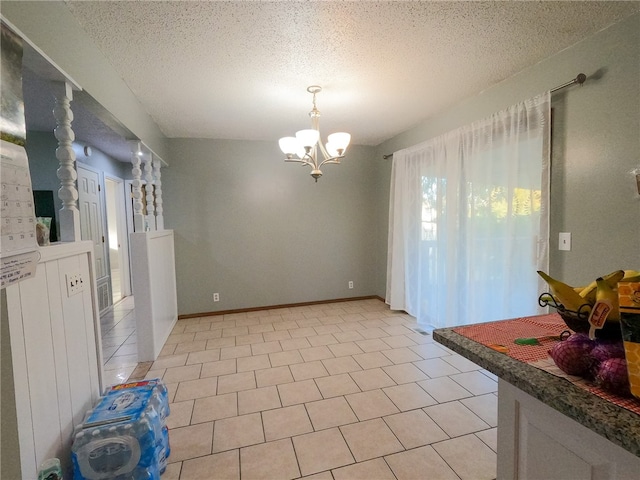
xmin=383 ymin=72 xmax=587 ymax=159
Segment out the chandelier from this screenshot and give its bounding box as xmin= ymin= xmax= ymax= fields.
xmin=278 ymin=86 xmax=351 ymax=182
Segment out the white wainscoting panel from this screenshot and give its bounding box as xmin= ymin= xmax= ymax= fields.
xmin=5 ymin=241 xmax=102 ymax=479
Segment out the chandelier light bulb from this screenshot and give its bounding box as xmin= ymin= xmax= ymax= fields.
xmin=328 ymin=132 xmax=351 ymax=153
xmin=279 ymin=137 xmax=299 ymax=156
xmin=295 ymin=129 xmax=320 ymax=149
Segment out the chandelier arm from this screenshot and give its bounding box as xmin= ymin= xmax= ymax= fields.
xmin=318 ymin=157 xmax=342 ymax=168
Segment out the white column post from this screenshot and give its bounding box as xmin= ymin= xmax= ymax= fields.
xmin=130 ymin=141 xmax=145 ymax=232
xmin=153 ymin=157 xmax=164 ymax=230
xmin=143 ymin=152 xmax=155 ymax=231
xmin=53 ymin=81 xmax=81 ymax=242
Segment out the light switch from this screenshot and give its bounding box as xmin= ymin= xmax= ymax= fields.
xmin=559 ymin=232 xmax=571 ymax=251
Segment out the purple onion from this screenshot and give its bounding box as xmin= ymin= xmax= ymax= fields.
xmin=549 ymin=337 xmax=597 ymax=376
xmin=595 ymin=358 xmax=631 ymax=397
xmin=591 ymin=341 xmax=626 ymax=363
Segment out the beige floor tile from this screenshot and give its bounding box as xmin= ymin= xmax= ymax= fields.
xmin=277 ymin=379 xmax=323 ymax=406
xmin=183 ymin=323 xmax=212 ymax=333
xmin=158 ymin=344 xmax=177 ymax=357
xmin=200 ymin=358 xmax=237 ymax=378
xmin=382 ymin=325 xmax=414 ymax=336
xmin=441 ymin=352 xmax=482 ymax=372
xmin=223 ymin=326 xmax=249 ymax=337
xmin=418 ymin=376 xmax=473 ymax=403
xmin=413 ymin=357 xmax=461 ymax=377
xmin=322 ymin=356 xmax=362 ymax=375
xmin=162 ymin=364 xmax=202 ymax=383
xmin=450 ymin=370 xmax=498 ymax=395
xmin=255 ymin=366 xmax=294 ymax=387
xmin=305 ymin=396 xmax=358 ymax=430
xmin=382 ymin=382 xmax=437 ymax=411
xmin=235 ymin=333 xmax=265 ymax=346
xmin=308 ymin=334 xmax=338 ymax=346
xmin=337 ymin=322 xmax=366 ymax=333
xmin=280 ymin=337 xmax=312 ymax=351
xmin=269 ymin=349 xmax=304 ymax=367
xmin=340 ymin=418 xmax=403 ymax=462
xmin=174 ymin=340 xmax=208 ymax=355
xmin=206 ymin=337 xmax=235 ymax=349
xmin=248 ymin=323 xmax=274 ymax=334
xmin=475 ymin=427 xmax=498 ymax=452
xmin=174 ymin=376 xmax=218 ymax=402
xmin=385 ymin=445 xmax=459 ymax=480
xmin=299 ymin=345 xmax=335 ymax=362
xmin=327 ymin=342 xmax=364 ymax=357
xmin=262 ymin=404 xmax=313 ymax=441
xmin=250 ymin=340 xmax=282 ymax=356
xmin=381 ymin=347 xmax=422 ymax=364
xmin=194 ymin=329 xmax=223 ymax=341
xmin=461 ymin=393 xmax=498 ymax=427
xmin=240 ymin=438 xmax=300 ymax=479
xmin=151 ymin=353 xmax=188 ymax=370
xmin=432 ymin=433 xmax=497 ymax=480
xmin=262 ymin=330 xmax=292 ymax=342
xmin=313 ymin=325 xmax=342 ymax=335
xmin=289 ymin=360 xmax=330 ymax=381
xmin=217 ymin=371 xmax=256 ymax=394
xmin=186 ymin=348 xmax=221 ymax=365
xmin=355 ymin=338 xmax=390 ymax=352
xmin=383 ymin=409 xmax=449 ymax=449
xmin=273 ymin=320 xmax=300 ymax=331
xmin=161 ymin=462 xmax=181 ymax=480
xmin=345 ymin=389 xmax=399 ymax=421
xmin=332 ymin=457 xmax=396 ymax=480
xmin=236 ymin=354 xmax=271 ymax=372
xmin=315 ymin=373 xmax=361 ymax=398
xmin=180 ymin=450 xmax=239 ymax=480
xmin=165 ymin=333 xmax=196 ymax=345
xmin=220 ymin=344 xmax=253 ymax=360
xmin=238 ymin=386 xmax=281 ymax=414
xmin=168 ymin=422 xmax=213 ymax=462
xmin=423 ymin=401 xmax=490 ymax=437
xmin=212 ymin=413 xmax=265 ymax=453
xmin=382 ymin=363 xmax=428 ymax=384
xmin=165 ymin=399 xmax=193 ymax=429
xmin=359 ymin=319 xmax=388 ymax=329
xmin=289 ymin=327 xmax=317 ymax=338
xmin=359 ymin=327 xmax=388 ymax=339
xmin=381 ymin=335 xmax=417 ymax=349
xmin=191 ymin=392 xmax=238 ymax=423
xmin=352 ymin=351 xmax=393 ymax=369
xmin=333 ymin=331 xmax=365 ymax=343
xmin=235 ymin=317 xmax=261 ymax=327
xmin=409 ymin=342 xmax=451 ymax=359
xmin=349 ymin=368 xmax=396 ymax=391
xmin=292 ymin=428 xmax=355 ymax=477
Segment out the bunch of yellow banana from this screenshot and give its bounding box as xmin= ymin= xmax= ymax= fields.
xmin=538 ymin=269 xmax=640 ymax=321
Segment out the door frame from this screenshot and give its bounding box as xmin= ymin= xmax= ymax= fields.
xmin=105 ymin=174 xmax=132 ymax=299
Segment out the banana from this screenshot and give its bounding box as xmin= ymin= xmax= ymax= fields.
xmin=594 ymin=276 xmax=620 ymax=322
xmin=537 ymin=270 xmax=589 ymax=312
xmin=579 ymin=270 xmax=625 ymax=305
xmin=622 ymin=270 xmax=640 ymax=282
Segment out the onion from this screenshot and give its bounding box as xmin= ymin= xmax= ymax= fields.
xmin=548 ymin=336 xmax=597 ymax=376
xmin=591 ymin=341 xmax=626 ymax=363
xmin=595 ymin=358 xmax=631 ymax=397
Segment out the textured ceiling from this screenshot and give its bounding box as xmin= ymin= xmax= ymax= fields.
xmin=23 ymin=1 xmax=640 ymax=160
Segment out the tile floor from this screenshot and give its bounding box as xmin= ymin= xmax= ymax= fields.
xmin=127 ymin=298 xmax=498 ymax=479
xmin=100 ymin=295 xmax=139 ymax=386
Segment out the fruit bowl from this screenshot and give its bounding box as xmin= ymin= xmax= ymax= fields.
xmin=539 ymin=293 xmax=622 ymax=340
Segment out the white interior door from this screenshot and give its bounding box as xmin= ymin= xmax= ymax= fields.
xmin=77 ymin=165 xmax=107 ymax=280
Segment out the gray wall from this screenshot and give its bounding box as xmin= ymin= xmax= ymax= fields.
xmin=374 ymin=13 xmax=640 ymax=292
xmin=163 ymin=139 xmax=378 ymax=315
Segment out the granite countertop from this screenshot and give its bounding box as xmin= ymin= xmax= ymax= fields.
xmin=433 ymin=325 xmax=640 ymax=458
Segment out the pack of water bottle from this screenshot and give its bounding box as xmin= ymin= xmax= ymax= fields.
xmin=71 ymin=379 xmax=170 ymax=480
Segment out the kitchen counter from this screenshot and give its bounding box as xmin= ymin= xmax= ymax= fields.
xmin=433 ymin=316 xmax=640 ymax=477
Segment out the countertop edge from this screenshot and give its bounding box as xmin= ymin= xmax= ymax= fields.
xmin=433 ymin=327 xmax=640 ymax=458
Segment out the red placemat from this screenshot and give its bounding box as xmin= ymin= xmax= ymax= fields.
xmin=453 ymin=313 xmax=640 ymax=415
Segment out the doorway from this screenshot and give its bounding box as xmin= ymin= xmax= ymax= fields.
xmin=105 ymin=176 xmax=131 ymax=303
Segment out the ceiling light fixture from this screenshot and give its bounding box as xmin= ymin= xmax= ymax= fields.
xmin=279 ymin=86 xmax=351 ymax=182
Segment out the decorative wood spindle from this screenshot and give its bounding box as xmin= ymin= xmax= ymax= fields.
xmin=143 ymin=152 xmax=155 ymax=231
xmin=130 ymin=141 xmax=145 ymax=232
xmin=53 ymin=81 xmax=81 ymax=242
xmin=153 ymin=157 xmax=164 ymax=230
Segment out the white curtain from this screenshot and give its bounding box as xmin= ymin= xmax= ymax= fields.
xmin=386 ymin=93 xmax=550 ymax=329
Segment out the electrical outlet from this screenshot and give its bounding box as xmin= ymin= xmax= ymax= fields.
xmin=348 ymin=281 xmax=354 ymax=289
xmin=213 ymin=292 xmax=220 ymax=302
xmin=66 ymin=272 xmax=85 ymax=297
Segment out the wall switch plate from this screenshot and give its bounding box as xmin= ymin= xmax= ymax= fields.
xmin=348 ymin=281 xmax=354 ymax=289
xmin=213 ymin=292 xmax=220 ymax=302
xmin=66 ymin=272 xmax=85 ymax=296
xmin=559 ymin=232 xmax=571 ymax=251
